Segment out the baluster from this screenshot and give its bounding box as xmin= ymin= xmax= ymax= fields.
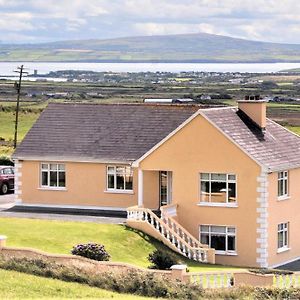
xmin=172 ymin=234 xmax=176 ymax=245
xmin=187 ymin=248 xmax=191 ymax=259
xmin=213 ymin=275 xmax=217 ymax=288
xmin=220 ymin=274 xmax=224 ymax=288
xmin=150 ymin=215 xmax=154 ymax=225
xmin=177 ymin=240 xmax=181 ymax=251
xmin=182 ymin=244 xmax=186 ymax=255
xmin=161 ymin=225 xmax=165 ymax=236
xmin=155 ymin=219 xmax=160 ymax=230
xmin=166 ymin=229 xmax=170 ymax=240
xmin=199 ymin=275 xmax=203 ymax=287
xmin=193 ymin=249 xmax=197 ymax=260
xmin=206 ymin=275 xmax=210 ymax=289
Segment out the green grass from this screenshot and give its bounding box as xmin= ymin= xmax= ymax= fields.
xmin=0 ymin=268 xmax=152 ymax=299
xmin=286 ymin=126 xmax=300 ymax=135
xmin=0 ymin=111 xmax=39 ymax=141
xmin=0 ymin=217 xmax=240 ymax=272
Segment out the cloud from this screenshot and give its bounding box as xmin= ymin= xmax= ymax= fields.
xmin=0 ymin=0 xmax=300 ymax=43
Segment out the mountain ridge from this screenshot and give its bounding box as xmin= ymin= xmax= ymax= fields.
xmin=1 ymin=32 xmax=300 ymax=63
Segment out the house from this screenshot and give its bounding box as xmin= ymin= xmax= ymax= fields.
xmin=12 ymin=100 xmax=300 ymax=268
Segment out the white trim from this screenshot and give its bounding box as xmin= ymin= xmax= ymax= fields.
xmin=197 ymin=203 xmax=238 ymax=208
xmin=132 ymin=109 xmax=201 ymax=167
xmin=13 ymin=156 xmax=131 ymax=165
xmin=269 ymin=255 xmax=300 ymax=269
xmin=277 ymin=247 xmax=290 ymax=254
xmin=138 ymin=168 xmax=143 ymax=207
xmin=38 ymin=187 xmax=67 ymax=192
xmin=14 ymin=159 xmax=22 ymax=204
xmin=256 ymin=169 xmax=269 ymax=268
xmin=104 ymin=190 xmax=134 ymax=195
xmin=15 ymin=203 xmax=127 ymax=211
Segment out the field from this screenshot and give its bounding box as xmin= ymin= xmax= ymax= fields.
xmin=0 ymin=217 xmax=240 ymax=273
xmin=0 ymin=269 xmax=152 ymax=299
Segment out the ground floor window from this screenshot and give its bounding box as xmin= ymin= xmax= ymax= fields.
xmin=278 ymin=222 xmax=289 ymax=250
xmin=200 ymin=225 xmax=236 ymax=254
xmin=41 ymin=163 xmax=66 ymax=188
xmin=107 ymin=166 xmax=133 ymax=191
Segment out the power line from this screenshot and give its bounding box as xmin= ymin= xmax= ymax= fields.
xmin=13 ymin=65 xmax=28 ymax=149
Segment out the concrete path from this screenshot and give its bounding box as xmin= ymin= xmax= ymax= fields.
xmin=0 ymin=193 xmax=16 ymax=211
xmin=0 ymin=211 xmax=126 ymax=224
xmin=0 ymin=193 xmax=126 ymax=224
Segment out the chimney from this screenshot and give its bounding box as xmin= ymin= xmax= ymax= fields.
xmin=237 ymin=95 xmax=268 ymax=130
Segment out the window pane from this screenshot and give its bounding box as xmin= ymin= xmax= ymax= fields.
xmin=50 ymin=164 xmax=58 ymax=171
xmin=116 ymin=174 xmax=124 ymax=189
xmin=211 ymin=235 xmax=226 ymax=251
xmin=284 ymin=179 xmax=288 ymax=195
xmin=228 ymin=182 xmax=236 ymax=202
xmin=41 ymin=171 xmax=48 ymax=186
xmin=211 ymin=174 xmax=226 ymax=181
xmin=228 ymin=175 xmax=236 ymax=181
xmin=227 ymin=227 xmax=236 ymax=234
xmin=211 ymin=181 xmax=226 ymax=203
xmin=211 ymin=226 xmax=226 ymax=233
xmin=201 ymin=173 xmax=209 ymax=180
xmin=107 ymin=166 xmax=115 ymax=174
xmin=50 ymin=171 xmax=58 ymax=187
xmin=200 ymin=225 xmax=209 ymax=232
xmin=107 ymin=174 xmax=115 ymax=189
xmin=228 ymin=236 xmax=236 ymax=251
xmin=58 ymin=172 xmax=65 ymax=187
xmin=116 ymin=166 xmax=125 ymax=174
xmin=125 ymin=174 xmax=133 ymax=190
xmin=200 ymin=181 xmax=210 ymax=202
xmin=278 ymin=232 xmax=284 ymax=248
xmin=200 ymin=233 xmax=209 ymax=245
xmin=10 ymin=168 xmax=14 ymax=174
xmin=41 ymin=164 xmax=48 ymax=170
xmin=58 ymin=164 xmax=65 ymax=171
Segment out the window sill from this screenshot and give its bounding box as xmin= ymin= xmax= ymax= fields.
xmin=197 ymin=202 xmax=238 ymax=208
xmin=277 ymin=196 xmax=290 ymax=201
xmin=215 ymin=251 xmax=238 ymax=256
xmin=38 ymin=187 xmax=67 ymax=191
xmin=277 ymin=247 xmax=290 ymax=254
xmin=104 ymin=190 xmax=134 ymax=195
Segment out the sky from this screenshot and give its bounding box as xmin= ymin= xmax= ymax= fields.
xmin=1 ymin=0 xmax=300 ymax=44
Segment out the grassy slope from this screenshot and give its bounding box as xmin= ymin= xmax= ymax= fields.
xmin=0 ymin=269 xmax=152 ymax=299
xmin=0 ymin=217 xmax=239 ymax=272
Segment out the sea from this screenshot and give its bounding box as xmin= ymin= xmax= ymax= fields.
xmin=0 ymin=62 xmax=300 ymax=81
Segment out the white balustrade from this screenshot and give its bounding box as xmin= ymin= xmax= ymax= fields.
xmin=191 ymin=273 xmax=233 ymax=289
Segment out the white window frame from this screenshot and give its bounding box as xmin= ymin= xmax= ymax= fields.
xmin=277 ymin=222 xmax=289 ymax=252
xmin=40 ymin=163 xmax=66 ymax=190
xmin=106 ymin=165 xmax=133 ymax=193
xmin=199 ymin=225 xmax=237 ymax=255
xmin=278 ymin=171 xmax=289 ymax=200
xmin=199 ymin=173 xmax=237 ymax=206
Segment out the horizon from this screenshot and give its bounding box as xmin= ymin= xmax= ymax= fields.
xmin=1 ymin=1 xmax=300 ymax=44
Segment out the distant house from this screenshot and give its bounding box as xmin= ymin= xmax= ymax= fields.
xmin=144 ymin=98 xmax=194 ymax=104
xmin=13 ymin=100 xmax=300 ymax=268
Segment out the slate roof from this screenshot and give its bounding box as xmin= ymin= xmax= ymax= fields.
xmin=14 ymin=103 xmax=300 ymax=172
xmin=13 ymin=103 xmax=199 ymax=162
xmin=201 ymin=107 xmax=300 ymax=172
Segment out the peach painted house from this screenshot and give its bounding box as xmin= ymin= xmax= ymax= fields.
xmin=13 ymin=100 xmax=300 ymax=268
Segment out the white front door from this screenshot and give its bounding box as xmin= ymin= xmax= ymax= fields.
xmin=159 ymin=171 xmax=172 ymax=206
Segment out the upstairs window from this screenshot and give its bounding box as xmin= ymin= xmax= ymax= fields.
xmin=41 ymin=163 xmax=66 ymax=188
xmin=107 ymin=166 xmax=133 ymax=191
xmin=278 ymin=222 xmax=289 ymax=250
xmin=200 ymin=173 xmax=237 ymax=204
xmin=278 ymin=171 xmax=288 ymax=199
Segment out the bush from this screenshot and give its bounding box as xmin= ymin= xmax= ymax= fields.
xmin=148 ymin=249 xmax=178 ymax=270
xmin=71 ymin=243 xmax=110 ymax=261
xmin=0 ymin=156 xmax=14 ymax=166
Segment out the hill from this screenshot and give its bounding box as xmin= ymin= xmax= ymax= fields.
xmin=1 ymin=33 xmax=300 ymax=62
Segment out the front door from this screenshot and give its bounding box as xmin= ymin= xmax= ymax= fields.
xmin=159 ymin=171 xmax=172 ymax=207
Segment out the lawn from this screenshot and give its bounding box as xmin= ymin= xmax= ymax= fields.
xmin=0 ymin=269 xmax=153 ymax=299
xmin=0 ymin=217 xmax=240 ymax=272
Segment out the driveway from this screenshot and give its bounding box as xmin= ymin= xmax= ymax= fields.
xmin=0 ymin=192 xmax=16 ymax=211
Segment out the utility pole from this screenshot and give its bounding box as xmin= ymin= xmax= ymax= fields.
xmin=13 ymin=65 xmax=28 ymax=148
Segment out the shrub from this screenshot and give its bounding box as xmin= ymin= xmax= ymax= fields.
xmin=249 ymin=268 xmax=293 ymax=275
xmin=148 ymin=249 xmax=178 ymax=270
xmin=71 ymin=243 xmax=110 ymax=261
